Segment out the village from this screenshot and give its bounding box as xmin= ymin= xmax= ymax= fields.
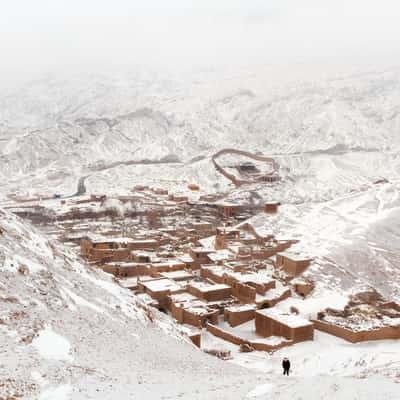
xmin=3 ymin=175 xmax=400 ymax=357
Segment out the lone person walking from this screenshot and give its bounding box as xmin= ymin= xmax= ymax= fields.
xmin=282 ymin=357 xmax=291 ymax=375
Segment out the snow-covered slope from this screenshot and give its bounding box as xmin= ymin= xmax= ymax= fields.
xmin=0 ymin=208 xmax=262 ymax=399
xmin=1 ymin=66 xmax=400 ymax=198
xmin=247 ymin=182 xmax=400 ymax=301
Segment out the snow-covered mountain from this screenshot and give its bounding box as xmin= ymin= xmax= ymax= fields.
xmin=1 ymin=66 xmax=400 ymax=198
xmin=2 ymin=65 xmax=400 ymax=399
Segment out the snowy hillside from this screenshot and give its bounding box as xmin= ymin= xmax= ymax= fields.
xmin=1 ymin=66 xmax=400 ymax=198
xmin=0 ymin=208 xmax=262 ymax=399
xmin=247 ymin=182 xmax=400 ymax=300
xmin=1 ymin=65 xmax=400 ymax=399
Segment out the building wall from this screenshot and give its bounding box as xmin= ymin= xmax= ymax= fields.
xmin=224 ymin=308 xmax=255 ymax=327
xmin=200 ymin=268 xmax=225 ymax=284
xmin=89 ymin=248 xmax=131 ymax=263
xmin=255 ymin=313 xmax=314 ymax=343
xmin=231 ymin=282 xmax=256 ymax=303
xmin=313 ymin=320 xmax=400 ymax=343
xmin=206 ymin=323 xmax=247 ymax=346
xmin=264 ymin=204 xmax=279 ymax=214
xmin=188 ymin=285 xmax=232 ymax=302
xmin=128 ymin=241 xmax=159 ymax=251
xmin=80 ymin=238 xmax=92 ymax=258
xmin=206 ymin=323 xmax=296 ymax=351
xmin=276 ymin=255 xmax=311 ymax=276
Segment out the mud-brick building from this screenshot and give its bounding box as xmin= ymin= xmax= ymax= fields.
xmin=138 ymin=278 xmax=186 ymax=310
xmin=149 ymin=260 xmax=186 ymax=276
xmin=170 ymin=293 xmax=219 ymax=328
xmin=188 ymin=282 xmax=232 ymax=302
xmin=224 ymin=304 xmax=256 ymax=327
xmin=216 ymin=202 xmax=242 ymax=218
xmin=102 ymin=262 xmax=150 ymax=277
xmin=188 ymin=247 xmax=216 ymax=268
xmin=129 ymin=239 xmax=159 ymax=251
xmin=275 ymin=251 xmax=312 ymax=276
xmin=81 ymin=234 xmax=159 ymax=263
xmin=264 ymin=201 xmax=280 ymax=214
xmin=215 ymin=227 xmax=241 ymax=250
xmin=80 ymin=235 xmax=135 ymax=263
xmin=255 ymin=308 xmax=314 ymax=343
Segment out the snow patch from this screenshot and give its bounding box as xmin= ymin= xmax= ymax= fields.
xmin=32 ymin=326 xmax=73 ymax=362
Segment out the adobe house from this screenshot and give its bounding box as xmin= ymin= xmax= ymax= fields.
xmin=249 ymin=246 xmax=279 ymax=260
xmin=128 ymin=239 xmax=159 ymax=251
xmin=102 ymin=262 xmax=150 ymax=278
xmin=264 ymin=201 xmax=280 ymax=214
xmin=159 ymin=270 xmax=194 ymax=282
xmin=188 ymin=282 xmax=232 ymax=302
xmin=178 ymin=253 xmax=195 ymax=269
xmin=170 ymin=293 xmax=219 ymax=328
xmin=216 ymin=202 xmax=242 ymax=218
xmin=275 ymin=252 xmax=312 ymax=277
xmin=230 ymin=282 xmax=257 ymax=303
xmin=237 ymin=274 xmax=276 ymax=296
xmin=215 ymin=227 xmax=240 ymax=250
xmin=224 ymin=304 xmax=256 ymax=327
xmin=255 ymin=308 xmax=314 ymax=343
xmin=190 ymin=221 xmax=214 ymax=232
xmin=200 ymin=265 xmax=229 ymax=284
xmin=149 ymin=260 xmax=186 ymax=276
xmin=275 ymin=239 xmax=298 ymax=252
xmin=138 ymin=278 xmax=186 ymax=310
xmin=188 ymin=247 xmax=216 ymax=268
xmin=80 ymin=235 xmax=135 ymax=262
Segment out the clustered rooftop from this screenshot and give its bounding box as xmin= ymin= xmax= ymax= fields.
xmin=4 ymin=185 xmax=400 ymax=351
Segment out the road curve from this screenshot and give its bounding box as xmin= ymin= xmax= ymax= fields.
xmin=211 ymin=148 xmax=279 ymax=187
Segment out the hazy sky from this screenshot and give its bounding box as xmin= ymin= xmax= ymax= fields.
xmin=1 ymin=0 xmax=400 ymax=84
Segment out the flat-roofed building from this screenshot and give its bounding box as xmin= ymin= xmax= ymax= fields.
xmin=188 ymin=282 xmax=232 ymax=302
xmin=255 ymin=308 xmax=314 ymax=343
xmin=138 ymin=278 xmax=186 ymax=310
xmin=264 ymin=201 xmax=280 ymax=214
xmin=276 ymin=252 xmax=312 ymax=276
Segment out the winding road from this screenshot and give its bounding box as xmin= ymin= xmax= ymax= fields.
xmin=211 ymin=148 xmax=279 ymax=187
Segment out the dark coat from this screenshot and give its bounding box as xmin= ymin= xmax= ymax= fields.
xmin=282 ymin=359 xmax=290 ymax=370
